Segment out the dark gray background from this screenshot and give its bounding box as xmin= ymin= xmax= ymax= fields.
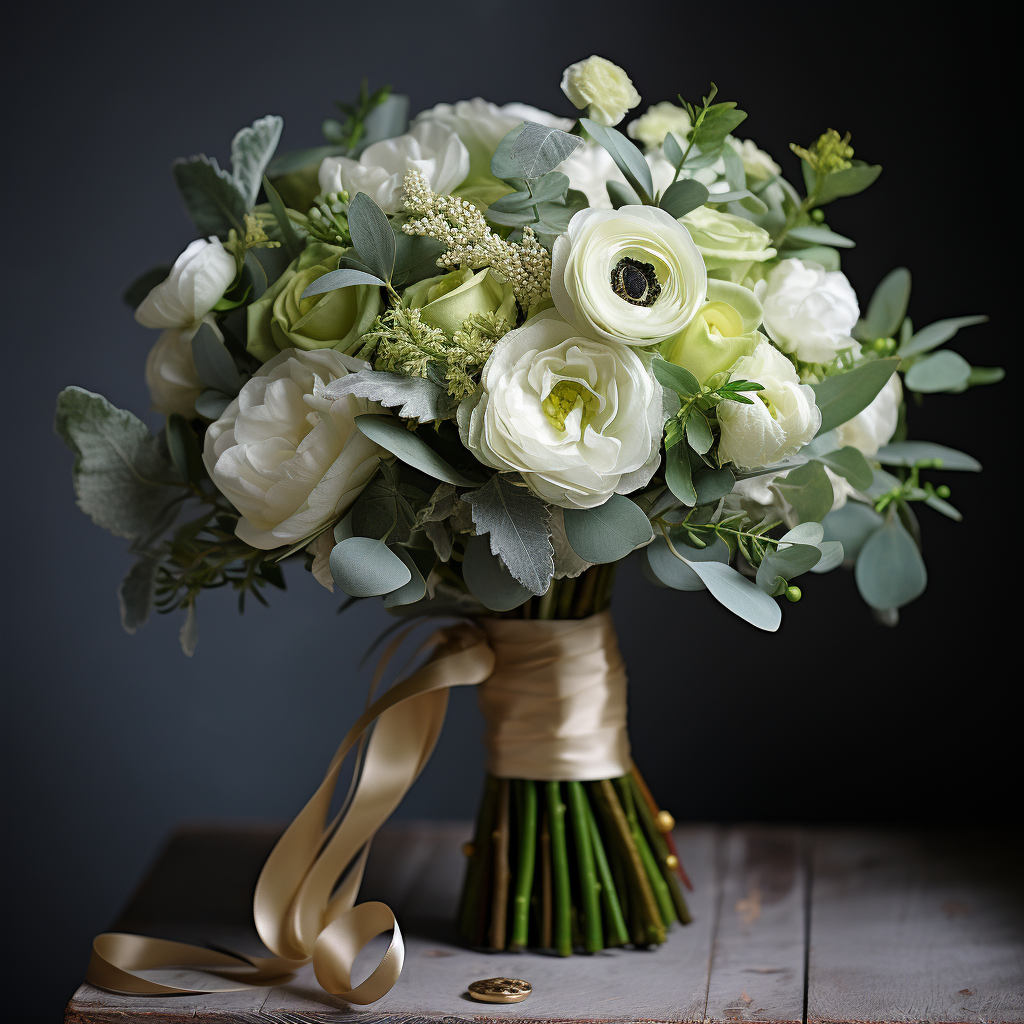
xmin=5 ymin=5 xmax=1013 ymax=1018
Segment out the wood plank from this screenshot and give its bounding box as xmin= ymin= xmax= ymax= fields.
xmin=806 ymin=828 xmax=1024 ymax=1024
xmin=66 ymin=822 xmax=721 ymax=1022
xmin=704 ymin=826 xmax=807 ymax=1024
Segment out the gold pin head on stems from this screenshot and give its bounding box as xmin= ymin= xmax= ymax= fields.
xmin=462 ymin=842 xmax=475 ymax=857
xmin=666 ymin=854 xmax=679 ymax=869
xmin=656 ymin=810 xmax=676 ymax=832
xmin=468 ymin=978 xmax=533 ymax=1003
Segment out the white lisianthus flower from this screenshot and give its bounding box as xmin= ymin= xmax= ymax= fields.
xmin=203 ymin=348 xmax=384 ymax=549
xmin=458 ymin=310 xmax=662 ymax=509
xmin=135 ymin=237 xmax=236 ymax=329
xmin=551 ymin=206 xmax=707 ymax=346
xmin=718 ymin=339 xmax=821 ymax=469
xmin=412 ymin=99 xmax=571 ymax=208
xmin=560 ymin=56 xmax=640 ymax=127
xmin=756 ymin=259 xmax=859 ymax=364
xmin=835 ymin=372 xmax=902 ymax=457
xmin=144 ymin=322 xmax=216 ymax=419
xmin=318 ymin=122 xmax=470 ymax=215
xmin=734 ymin=138 xmax=781 ymax=181
xmin=628 ymin=102 xmax=693 ymax=151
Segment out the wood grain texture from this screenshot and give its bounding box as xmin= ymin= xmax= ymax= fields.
xmin=704 ymin=827 xmax=807 ymax=1024
xmin=805 ymin=829 xmax=1024 ymax=1024
xmin=64 ymin=824 xmax=1024 ymax=1024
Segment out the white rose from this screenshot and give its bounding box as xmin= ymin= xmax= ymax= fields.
xmin=412 ymin=99 xmax=571 ymax=208
xmin=734 ymin=138 xmax=781 ymax=181
xmin=718 ymin=339 xmax=821 ymax=469
xmin=144 ymin=322 xmax=213 ymax=418
xmin=458 ymin=310 xmax=662 ymax=508
xmin=203 ymin=348 xmax=384 ymax=549
xmin=135 ymin=237 xmax=236 ymax=329
xmin=551 ymin=206 xmax=707 ymax=346
xmin=756 ymin=259 xmax=859 ymax=364
xmin=834 ymin=371 xmax=902 ymax=457
xmin=318 ymin=122 xmax=469 ymax=215
xmin=560 ymin=56 xmax=640 ymax=127
xmin=627 ymin=102 xmax=692 ymax=150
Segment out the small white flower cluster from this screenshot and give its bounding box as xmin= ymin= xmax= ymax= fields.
xmin=401 ymin=169 xmax=551 ymax=309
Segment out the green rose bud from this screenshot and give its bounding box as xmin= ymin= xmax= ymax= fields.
xmin=247 ymin=242 xmax=382 ymax=363
xmin=661 ymin=280 xmax=765 ymax=384
xmin=402 ymin=267 xmax=516 ymax=337
xmin=681 ymin=206 xmax=777 ymax=284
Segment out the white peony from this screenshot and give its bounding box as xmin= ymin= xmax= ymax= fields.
xmin=458 ymin=310 xmax=662 ymax=509
xmin=412 ymin=98 xmax=571 ymax=208
xmin=835 ymin=371 xmax=902 ymax=458
xmin=718 ymin=339 xmax=821 ymax=470
xmin=560 ymin=56 xmax=640 ymax=127
xmin=756 ymin=259 xmax=859 ymax=364
xmin=628 ymin=102 xmax=692 ymax=151
xmin=203 ymin=348 xmax=384 ymax=549
xmin=135 ymin=237 xmax=236 ymax=329
xmin=145 ymin=323 xmax=212 ymax=419
xmin=551 ymin=206 xmax=707 ymax=346
xmin=318 ymin=122 xmax=469 ymax=215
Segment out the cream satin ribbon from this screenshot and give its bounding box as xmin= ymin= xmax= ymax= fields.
xmin=87 ymin=612 xmax=626 ymax=1003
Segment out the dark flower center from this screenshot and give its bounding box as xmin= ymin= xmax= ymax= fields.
xmin=610 ymin=257 xmax=661 ymax=307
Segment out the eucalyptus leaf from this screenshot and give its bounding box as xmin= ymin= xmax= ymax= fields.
xmin=55 ymin=387 xmax=184 ymax=541
xmin=347 ymin=192 xmax=396 ymax=282
xmin=653 ymin=359 xmax=700 ymax=397
xmin=191 ymin=323 xmax=244 ymax=396
xmin=462 ymin=534 xmax=533 ymax=611
xmin=812 ymin=358 xmax=899 ymax=434
xmin=815 ymin=160 xmax=882 ymax=205
xmin=392 ymin=233 xmax=447 ymax=288
xmin=904 ymin=350 xmax=972 ymax=393
xmin=683 ymin=558 xmax=781 ymax=631
xmin=330 ymin=536 xmax=411 ymax=598
xmin=562 ymin=494 xmax=653 ymax=563
xmin=809 ymin=540 xmax=844 ymax=574
xmin=230 ymin=115 xmax=284 ymax=208
xmin=779 ymin=522 xmax=824 ymax=546
xmin=781 ymin=245 xmax=840 ymax=271
xmin=581 ymin=118 xmax=653 ymax=203
xmin=756 ymin=542 xmax=821 ymax=594
xmin=166 ymin=415 xmax=206 ymax=486
xmin=967 ymin=366 xmax=1004 ymax=387
xmin=773 ymin=460 xmax=834 ymax=523
xmin=690 ymin=104 xmax=747 ymax=155
xmin=262 ymin=175 xmax=302 ymax=261
xmin=382 ymin=546 xmax=428 ymax=608
xmin=693 ymin=465 xmax=735 ymax=505
xmin=324 ymin=369 xmax=456 ymax=422
xmin=351 ymin=94 xmax=410 ymax=158
xmin=354 ymin=414 xmax=477 ymax=485
xmin=464 ymin=474 xmax=553 ymax=595
xmin=607 ymin=180 xmax=641 ymax=209
xmin=664 ymin=443 xmax=696 ymax=506
xmin=643 ymin=535 xmax=729 ymax=591
xmin=660 ymin=179 xmax=710 ymax=219
xmin=874 ymin=441 xmax=980 ymax=471
xmin=858 ymin=267 xmax=910 ymax=339
xmin=300 ymin=268 xmax=388 ymax=298
xmin=686 ymin=411 xmax=713 ymax=455
xmin=897 ymin=315 xmax=988 ymax=357
xmin=663 ymin=132 xmax=685 ymax=168
xmin=822 ymin=501 xmax=884 ymax=562
xmin=119 ymin=556 xmax=159 ymax=634
xmin=786 ymin=225 xmax=855 ymax=248
xmin=815 ymin=447 xmax=874 ymax=490
xmin=854 ymin=510 xmax=926 ymax=610
xmin=195 ymin=389 xmax=233 ymax=421
xmin=509 ymin=122 xmax=583 ymax=178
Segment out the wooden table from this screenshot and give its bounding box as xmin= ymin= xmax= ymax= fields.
xmin=65 ymin=823 xmax=1024 ymax=1023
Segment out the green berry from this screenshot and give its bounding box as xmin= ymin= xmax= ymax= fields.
xmin=937 ymin=485 xmax=950 ymax=498
xmin=785 ymin=586 xmax=802 ymax=602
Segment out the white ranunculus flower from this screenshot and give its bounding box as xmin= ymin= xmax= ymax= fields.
xmin=412 ymin=99 xmax=571 ymax=208
xmin=734 ymin=138 xmax=781 ymax=181
xmin=560 ymin=56 xmax=640 ymax=127
xmin=135 ymin=238 xmax=236 ymax=329
xmin=203 ymin=348 xmax=385 ymax=549
xmin=756 ymin=259 xmax=860 ymax=364
xmin=145 ymin=322 xmax=214 ymax=419
xmin=551 ymin=206 xmax=707 ymax=346
xmin=628 ymin=102 xmax=692 ymax=151
xmin=458 ymin=310 xmax=662 ymax=509
xmin=718 ymin=339 xmax=821 ymax=470
xmin=318 ymin=122 xmax=469 ymax=215
xmin=835 ymin=371 xmax=902 ymax=457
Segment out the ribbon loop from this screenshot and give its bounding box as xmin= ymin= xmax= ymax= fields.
xmin=86 ymin=612 xmax=625 ymax=1002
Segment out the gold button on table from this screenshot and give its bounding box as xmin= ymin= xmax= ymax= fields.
xmin=468 ymin=977 xmax=533 ymax=1003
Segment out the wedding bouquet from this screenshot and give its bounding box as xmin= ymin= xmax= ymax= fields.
xmin=60 ymin=58 xmax=999 ymax=998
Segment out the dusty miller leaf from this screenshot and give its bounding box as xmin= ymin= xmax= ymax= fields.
xmin=230 ymin=115 xmax=284 ymax=208
xmin=323 ymin=370 xmax=457 ymax=422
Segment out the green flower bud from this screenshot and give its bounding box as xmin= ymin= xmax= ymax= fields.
xmin=402 ymin=267 xmax=516 ymax=338
xmin=936 ymin=485 xmax=951 ymax=498
xmin=246 ymin=242 xmax=382 ymax=363
xmin=785 ymin=585 xmax=802 ymax=602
